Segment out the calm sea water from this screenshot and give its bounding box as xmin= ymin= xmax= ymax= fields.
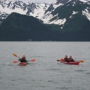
xmin=0 ymin=42 xmax=90 ymax=90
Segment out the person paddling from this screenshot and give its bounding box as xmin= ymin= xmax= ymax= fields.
xmin=64 ymin=55 xmax=70 ymax=62
xmin=19 ymin=55 xmax=28 ymax=63
xmin=69 ymin=56 xmax=75 ymax=62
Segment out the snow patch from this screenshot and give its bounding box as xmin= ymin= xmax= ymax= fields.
xmin=69 ymin=11 xmax=78 ymax=18
xmin=82 ymin=9 xmax=90 ymax=20
xmin=30 ymin=3 xmax=48 ymax=19
xmin=79 ymin=0 xmax=88 ymax=3
xmin=42 ymin=13 xmax=66 ymax=25
xmin=72 ymin=11 xmax=78 ymax=15
xmin=53 ymin=3 xmax=63 ymax=9
xmin=49 ymin=18 xmax=66 ymax=25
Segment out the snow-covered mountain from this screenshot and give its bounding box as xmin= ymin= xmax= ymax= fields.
xmin=43 ymin=0 xmax=90 ymax=25
xmin=0 ymin=0 xmax=90 ymax=25
xmin=0 ymin=0 xmax=50 ymax=25
xmin=0 ymin=0 xmax=49 ymax=18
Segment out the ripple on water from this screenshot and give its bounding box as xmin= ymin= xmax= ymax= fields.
xmin=85 ymin=72 xmax=90 ymax=75
xmin=55 ymin=86 xmax=70 ymax=90
xmin=75 ymin=69 xmax=85 ymax=72
xmin=47 ymin=80 xmax=54 ymax=82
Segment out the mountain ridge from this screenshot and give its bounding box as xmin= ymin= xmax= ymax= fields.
xmin=0 ymin=12 xmax=90 ymax=41
xmin=0 ymin=12 xmax=61 ymax=41
xmin=0 ymin=0 xmax=90 ymax=25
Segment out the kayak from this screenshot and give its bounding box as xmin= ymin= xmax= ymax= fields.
xmin=57 ymin=58 xmax=80 ymax=65
xmin=61 ymin=61 xmax=80 ymax=65
xmin=19 ymin=62 xmax=28 ymax=66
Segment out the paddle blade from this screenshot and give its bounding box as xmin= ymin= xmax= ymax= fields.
xmin=57 ymin=58 xmax=65 ymax=62
xmin=30 ymin=59 xmax=36 ymax=62
xmin=60 ymin=58 xmax=65 ymax=61
xmin=13 ymin=60 xmax=18 ymax=63
xmin=79 ymin=60 xmax=84 ymax=63
xmin=57 ymin=60 xmax=60 ymax=62
xmin=13 ymin=53 xmax=18 ymax=57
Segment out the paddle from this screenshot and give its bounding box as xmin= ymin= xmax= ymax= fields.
xmin=57 ymin=58 xmax=65 ymax=62
xmin=78 ymin=60 xmax=84 ymax=63
xmin=13 ymin=53 xmax=36 ymax=63
xmin=13 ymin=53 xmax=20 ymax=59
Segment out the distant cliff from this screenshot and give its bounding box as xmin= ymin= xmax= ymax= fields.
xmin=0 ymin=12 xmax=90 ymax=41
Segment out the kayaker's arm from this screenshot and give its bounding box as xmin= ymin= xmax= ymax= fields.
xmin=18 ymin=59 xmax=21 ymax=61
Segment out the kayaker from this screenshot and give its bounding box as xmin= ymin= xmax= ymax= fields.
xmin=64 ymin=55 xmax=69 ymax=62
xmin=69 ymin=56 xmax=75 ymax=62
xmin=19 ymin=55 xmax=28 ymax=63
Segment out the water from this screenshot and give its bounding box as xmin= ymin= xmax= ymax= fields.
xmin=0 ymin=42 xmax=90 ymax=90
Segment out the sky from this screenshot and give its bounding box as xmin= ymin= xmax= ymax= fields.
xmin=13 ymin=0 xmax=57 ymax=3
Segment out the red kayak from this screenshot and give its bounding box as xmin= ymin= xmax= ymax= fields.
xmin=61 ymin=61 xmax=80 ymax=65
xmin=57 ymin=59 xmax=80 ymax=65
xmin=19 ymin=62 xmax=28 ymax=66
